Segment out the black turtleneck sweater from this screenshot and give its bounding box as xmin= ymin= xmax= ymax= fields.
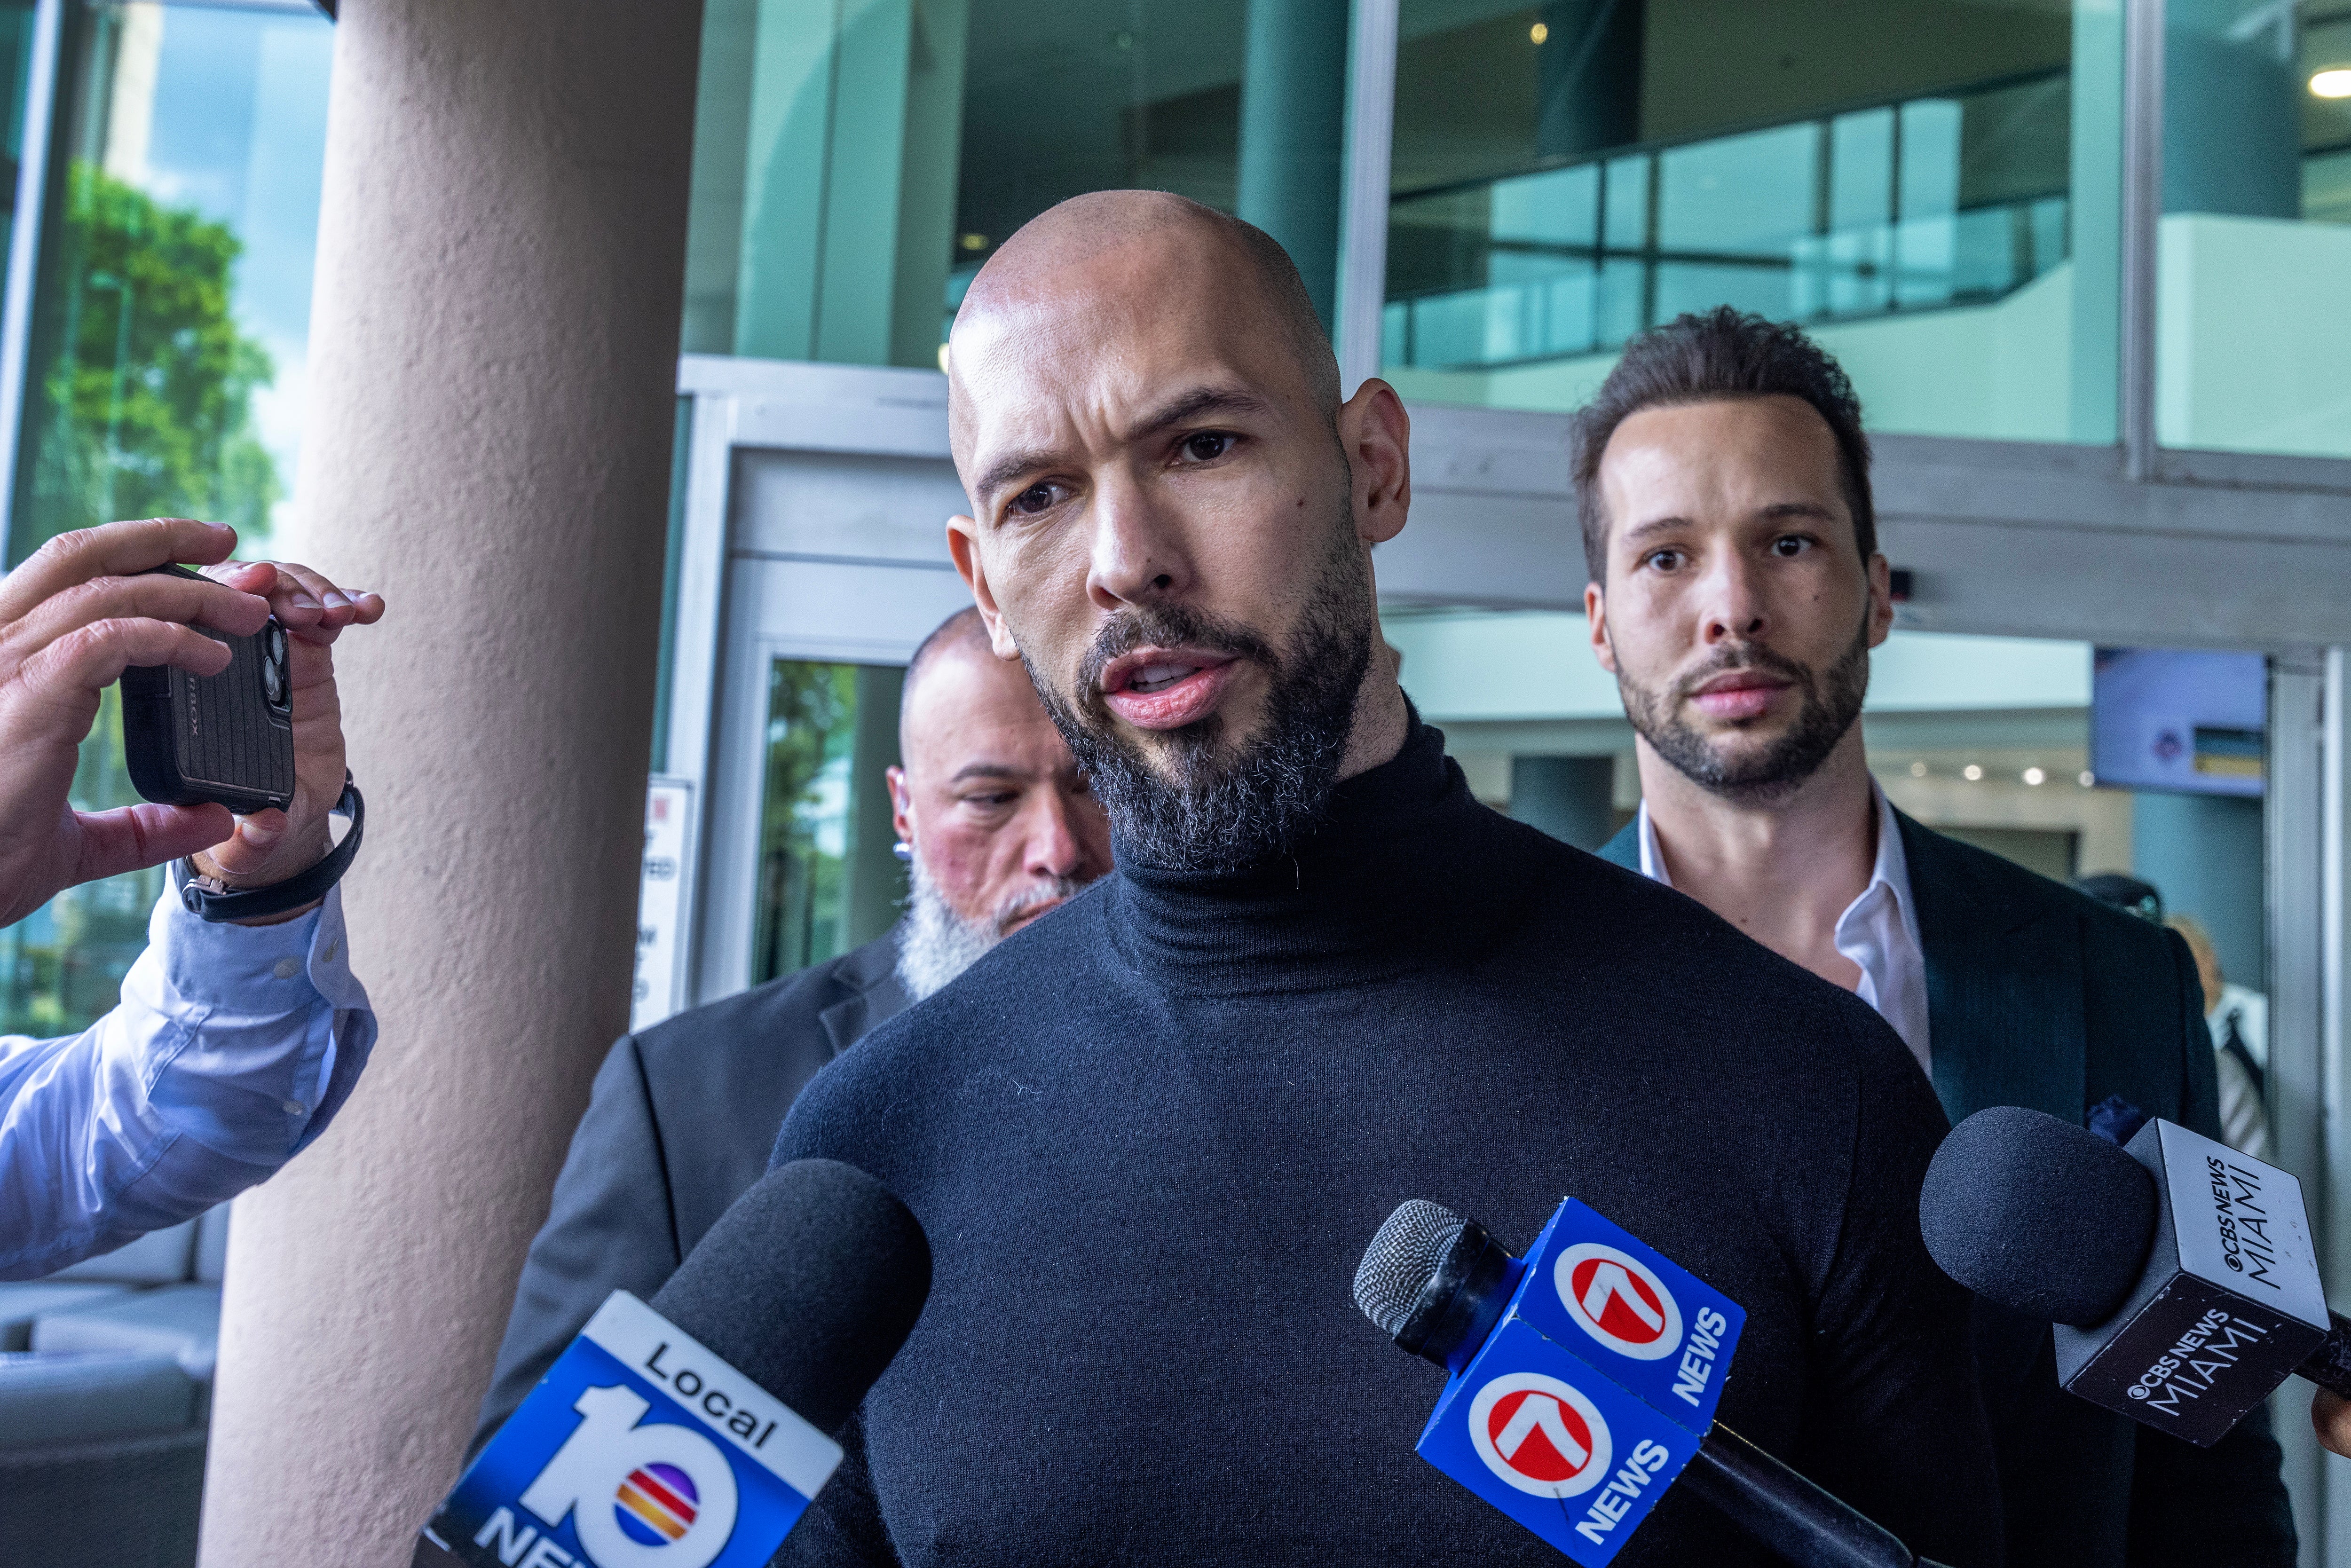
xmin=770 ymin=720 xmax=2001 ymax=1567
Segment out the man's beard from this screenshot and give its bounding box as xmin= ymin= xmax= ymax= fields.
xmin=1617 ymin=614 xmax=1870 ymax=803
xmin=1023 ymin=507 xmax=1375 ymax=873
xmin=896 ymin=855 xmax=1085 ymax=1002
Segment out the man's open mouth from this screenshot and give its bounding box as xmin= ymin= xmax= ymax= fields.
xmin=1099 ymin=647 xmax=1243 ymax=731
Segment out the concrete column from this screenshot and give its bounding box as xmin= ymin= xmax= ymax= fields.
xmin=1510 ymin=755 xmax=1618 ymax=853
xmin=197 ymin=2 xmax=701 ymax=1563
xmin=1237 ymin=0 xmax=1350 ymax=333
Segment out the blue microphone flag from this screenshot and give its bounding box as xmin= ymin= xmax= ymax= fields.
xmin=418 ymin=1291 xmax=843 ymax=1568
xmin=1415 ymin=1199 xmax=1747 ymax=1565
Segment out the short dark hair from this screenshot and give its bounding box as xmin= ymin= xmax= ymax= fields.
xmin=1569 ymin=307 xmax=1875 ymax=584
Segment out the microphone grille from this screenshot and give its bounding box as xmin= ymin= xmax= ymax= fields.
xmin=1354 ymin=1199 xmax=1465 ymax=1336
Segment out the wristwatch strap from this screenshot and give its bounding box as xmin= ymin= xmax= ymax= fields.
xmin=173 ymin=773 xmax=365 ymax=923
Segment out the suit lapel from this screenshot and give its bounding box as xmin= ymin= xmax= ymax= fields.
xmin=1594 ymin=819 xmax=1642 ymax=872
xmin=1901 ymin=812 xmax=2087 ymax=1127
xmin=817 ymin=938 xmax=912 ymax=1058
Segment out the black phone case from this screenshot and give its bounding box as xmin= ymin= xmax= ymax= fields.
xmin=120 ymin=564 xmax=296 ymax=815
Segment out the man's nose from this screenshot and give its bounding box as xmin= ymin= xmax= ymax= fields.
xmin=1085 ymin=468 xmax=1190 ymax=613
xmin=1018 ymin=788 xmax=1092 ymax=880
xmin=1697 ymin=552 xmax=1767 ymax=645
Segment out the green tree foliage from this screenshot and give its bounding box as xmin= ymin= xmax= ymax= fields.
xmin=755 ymin=662 xmax=858 ymax=982
xmin=0 ymin=165 xmax=281 ymax=1037
xmin=19 ymin=159 xmax=279 ymax=552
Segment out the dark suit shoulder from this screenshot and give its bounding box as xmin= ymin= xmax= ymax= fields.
xmin=634 ymin=934 xmax=893 ymax=1075
xmin=1899 ymin=812 xmax=2189 ymax=973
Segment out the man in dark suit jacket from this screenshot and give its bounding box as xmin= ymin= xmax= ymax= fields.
xmin=1571 ymin=307 xmax=2292 ymax=1564
xmin=470 ymin=608 xmax=1111 ymax=1450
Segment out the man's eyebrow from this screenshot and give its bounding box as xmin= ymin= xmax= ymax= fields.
xmin=1759 ymin=500 xmax=1838 ymax=522
xmin=1619 ymin=514 xmax=1690 ymax=549
xmin=1619 ymin=500 xmax=1838 ymax=550
xmin=1124 ymin=385 xmax=1273 ymax=443
xmin=946 ymin=762 xmax=1024 ymax=785
xmin=970 ymin=386 xmax=1276 ymax=509
xmin=972 ymin=448 xmax=1067 ymax=507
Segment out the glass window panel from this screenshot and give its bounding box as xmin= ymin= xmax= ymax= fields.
xmin=1596 ymin=256 xmax=1646 ymax=346
xmin=751 ymin=661 xmax=907 ymax=985
xmin=1384 ymin=0 xmax=2099 ymax=444
xmin=1601 ymin=154 xmax=1648 ymax=253
xmin=1830 ymin=108 xmax=1895 ymax=231
xmin=687 ymin=0 xmax=1345 ymax=370
xmin=1490 ymin=163 xmax=1596 ymax=250
xmin=1656 ymin=123 xmax=1818 ymax=256
xmin=1898 ymin=98 xmax=1963 ymax=219
xmin=0 ymin=1 xmax=332 ymax=1041
xmin=2155 ymin=0 xmax=2351 ymax=456
xmin=1651 ymin=260 xmax=1791 ymax=327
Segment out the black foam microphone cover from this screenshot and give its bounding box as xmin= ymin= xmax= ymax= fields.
xmin=1920 ymin=1105 xmax=2157 ymax=1327
xmin=651 ymin=1158 xmax=931 ymax=1435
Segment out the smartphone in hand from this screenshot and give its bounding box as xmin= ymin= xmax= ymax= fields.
xmin=120 ymin=563 xmax=295 ymax=814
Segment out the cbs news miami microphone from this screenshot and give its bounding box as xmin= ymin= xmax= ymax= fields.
xmin=414 ymin=1159 xmax=929 ymax=1568
xmin=1922 ymin=1106 xmax=2351 ymax=1447
xmin=1354 ymin=1198 xmax=1953 ymax=1568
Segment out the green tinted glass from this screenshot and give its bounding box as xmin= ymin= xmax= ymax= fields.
xmin=751 ymin=660 xmax=908 ymax=985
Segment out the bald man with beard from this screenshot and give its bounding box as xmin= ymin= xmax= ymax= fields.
xmin=768 ymin=193 xmax=2001 ymax=1567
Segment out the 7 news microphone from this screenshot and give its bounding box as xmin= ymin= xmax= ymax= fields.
xmin=1920 ymin=1105 xmax=2351 ymax=1445
xmin=1353 ymin=1198 xmax=1954 ymax=1568
xmin=414 ymin=1158 xmax=930 ymax=1568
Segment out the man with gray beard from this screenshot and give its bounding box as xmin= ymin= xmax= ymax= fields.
xmin=1578 ymin=307 xmax=2291 ymax=1566
xmin=469 ymin=607 xmax=1106 ymax=1452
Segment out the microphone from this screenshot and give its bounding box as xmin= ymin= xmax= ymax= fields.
xmin=415 ymin=1158 xmax=931 ymax=1568
xmin=1355 ymin=1197 xmax=1952 ymax=1568
xmin=1920 ymin=1106 xmax=2342 ymax=1447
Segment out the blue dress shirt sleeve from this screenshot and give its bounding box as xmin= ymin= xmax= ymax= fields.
xmin=0 ymin=882 xmax=376 ymax=1278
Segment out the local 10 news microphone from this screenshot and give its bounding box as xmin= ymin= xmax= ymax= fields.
xmin=1921 ymin=1105 xmax=2351 ymax=1447
xmin=413 ymin=1159 xmax=930 ymax=1568
xmin=1353 ymin=1198 xmax=1956 ymax=1568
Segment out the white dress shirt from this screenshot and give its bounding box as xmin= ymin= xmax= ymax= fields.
xmin=0 ymin=883 xmax=375 ymax=1278
xmin=1636 ymin=781 xmax=1933 ymax=1078
xmin=2206 ymin=981 xmax=2269 ymax=1159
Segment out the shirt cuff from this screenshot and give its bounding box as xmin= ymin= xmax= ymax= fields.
xmin=127 ymin=882 xmax=374 ymax=1164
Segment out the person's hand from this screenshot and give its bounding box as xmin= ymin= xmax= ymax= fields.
xmin=184 ymin=558 xmax=383 ymax=922
xmin=2313 ymin=1388 xmax=2351 ymax=1458
xmin=0 ymin=519 xmax=382 ymax=929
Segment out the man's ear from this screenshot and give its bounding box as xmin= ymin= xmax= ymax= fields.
xmin=947 ymin=514 xmax=1020 ymax=658
xmin=1585 ymin=580 xmax=1618 ymax=675
xmin=886 ymin=764 xmax=914 ymax=844
xmin=1338 ymin=380 xmax=1411 ymax=546
xmin=1864 ymin=551 xmax=1895 ymax=650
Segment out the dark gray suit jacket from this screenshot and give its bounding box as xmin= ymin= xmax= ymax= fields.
xmin=470 ymin=931 xmax=908 ymax=1455
xmin=1598 ymin=810 xmax=2294 ymax=1567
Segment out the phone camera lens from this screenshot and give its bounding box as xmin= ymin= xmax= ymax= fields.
xmin=267 ymin=623 xmax=288 ymax=664
xmin=261 ymin=649 xmax=287 ymax=707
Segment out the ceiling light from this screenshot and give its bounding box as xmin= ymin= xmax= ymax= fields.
xmin=2312 ymin=67 xmax=2351 ymax=98
xmin=2079 ymin=770 xmax=2096 ymax=788
xmin=1909 ymin=760 xmax=1928 ymax=777
xmin=1531 ymin=21 xmax=1549 ymax=44
xmin=1963 ymin=764 xmax=1984 ymax=781
xmin=2023 ymin=766 xmax=2046 ymax=786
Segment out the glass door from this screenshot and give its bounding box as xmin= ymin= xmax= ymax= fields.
xmin=652 ymin=359 xmax=975 ymax=1020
